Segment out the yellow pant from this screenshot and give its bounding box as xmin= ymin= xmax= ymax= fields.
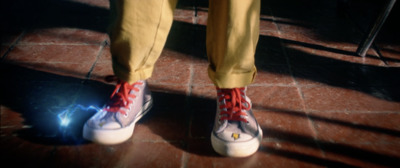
xmin=109 ymin=0 xmax=260 ymax=88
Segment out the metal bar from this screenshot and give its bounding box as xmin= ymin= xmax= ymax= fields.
xmin=356 ymin=0 xmax=397 ymax=57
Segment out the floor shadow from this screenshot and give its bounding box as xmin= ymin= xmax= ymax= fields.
xmin=261 ymin=126 xmax=400 ymax=167
xmin=0 ymin=0 xmax=109 ymax=44
xmin=0 ymin=63 xmax=113 ymax=145
xmin=256 ymin=34 xmax=400 ymax=102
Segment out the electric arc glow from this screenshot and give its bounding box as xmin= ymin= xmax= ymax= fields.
xmin=57 ymin=105 xmax=101 ymax=127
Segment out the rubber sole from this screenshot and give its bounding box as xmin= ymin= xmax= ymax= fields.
xmin=211 ymin=125 xmax=263 ymax=157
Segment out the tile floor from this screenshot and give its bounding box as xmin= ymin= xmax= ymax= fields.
xmin=1 ymin=0 xmax=400 ymax=167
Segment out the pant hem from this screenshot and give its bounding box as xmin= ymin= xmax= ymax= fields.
xmin=208 ymin=66 xmax=256 ymax=88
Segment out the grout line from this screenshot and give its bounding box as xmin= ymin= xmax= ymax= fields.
xmin=270 ymin=4 xmax=329 ymax=159
xmin=180 ymin=152 xmax=188 ymax=168
xmin=188 ymin=64 xmax=194 ymax=96
xmin=0 ymin=31 xmax=27 ymax=62
xmin=186 ymin=64 xmax=194 ymax=139
xmin=372 ymin=43 xmax=389 ymax=66
xmin=84 ymin=40 xmax=108 ymax=81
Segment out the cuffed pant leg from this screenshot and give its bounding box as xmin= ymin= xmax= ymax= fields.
xmin=109 ymin=0 xmax=178 ymax=84
xmin=206 ymin=0 xmax=260 ymax=88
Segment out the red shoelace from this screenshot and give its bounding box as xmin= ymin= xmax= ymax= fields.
xmin=104 ymin=76 xmax=142 ymax=115
xmin=217 ymin=88 xmax=250 ymax=122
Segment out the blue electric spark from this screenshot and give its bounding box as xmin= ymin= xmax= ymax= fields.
xmin=55 ymin=104 xmax=102 ymax=143
xmin=57 ymin=105 xmax=101 ymax=127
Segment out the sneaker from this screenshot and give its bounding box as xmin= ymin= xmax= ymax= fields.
xmin=83 ymin=79 xmax=152 ymax=145
xmin=211 ymin=87 xmax=262 ymax=157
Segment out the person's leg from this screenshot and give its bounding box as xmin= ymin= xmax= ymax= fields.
xmin=207 ymin=0 xmax=262 ymax=157
xmin=83 ymin=0 xmax=178 ymax=145
xmin=109 ymin=0 xmax=178 ymax=84
xmin=207 ymin=0 xmax=260 ymax=88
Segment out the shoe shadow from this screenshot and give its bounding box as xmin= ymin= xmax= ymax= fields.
xmin=0 ymin=62 xmax=113 ymax=145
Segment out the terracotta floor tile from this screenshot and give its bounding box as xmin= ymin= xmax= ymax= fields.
xmin=259 ymin=15 xmax=279 ymax=34
xmin=1 ymin=62 xmax=72 ymax=82
xmin=174 ymin=8 xmax=194 ymax=24
xmin=69 ymin=0 xmax=110 ymax=8
xmin=1 ymin=139 xmax=55 ymax=167
xmin=256 ymin=35 xmax=288 ymax=65
xmin=148 ymin=50 xmax=192 ymax=85
xmin=158 ymin=49 xmax=194 ymax=64
xmin=67 ymin=144 xmax=130 ymax=167
xmin=97 ymin=45 xmax=111 ymax=63
xmin=285 ymin=45 xmax=384 ymax=66
xmin=186 ymin=140 xmax=326 ymax=168
xmin=320 ymin=142 xmax=400 ymax=168
xmin=189 ymin=85 xmax=218 ymax=109
xmin=147 ymin=84 xmax=189 ymax=113
xmin=132 ymin=113 xmax=188 ymax=142
xmin=189 ymin=108 xmax=216 ymax=138
xmin=191 ymin=63 xmax=213 ymax=85
xmin=247 ymin=86 xmax=305 ymax=111
xmin=379 ymin=45 xmax=400 ymax=67
xmin=19 ymin=28 xmax=107 ymax=45
xmin=114 ymin=141 xmax=183 ymax=168
xmin=255 ymin=109 xmax=316 ymax=142
xmin=16 ymin=62 xmax=93 ymax=79
xmin=259 ymin=142 xmax=333 ymax=167
xmin=149 ymin=64 xmax=191 ymax=84
xmin=31 ymin=0 xmax=109 ymax=32
xmin=302 ymin=86 xmax=400 ymax=112
xmin=292 ymin=64 xmax=400 ymax=87
xmin=1 ymin=45 xmax=9 ymax=57
xmin=165 ymin=22 xmax=200 ymax=58
xmin=195 ymin=9 xmax=208 ymax=25
xmin=0 ymin=30 xmax=23 ymax=45
xmin=89 ymin=62 xmax=113 ymax=82
xmin=253 ymin=65 xmax=295 ymax=85
xmin=5 ymin=45 xmax=101 ymax=63
xmin=267 ymin=0 xmax=362 ymax=48
xmin=277 ymin=24 xmax=321 ymax=45
xmin=1 ymin=106 xmax=25 ymax=128
xmin=89 ymin=46 xmax=113 ymax=81
xmin=51 ymin=143 xmax=143 ymax=167
xmin=131 ymin=90 xmax=190 ymax=141
xmin=51 ymin=142 xmax=183 ymax=168
xmin=310 ymin=112 xmax=400 ymax=144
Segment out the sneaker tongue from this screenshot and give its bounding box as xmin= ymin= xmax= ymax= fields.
xmin=226 ymin=120 xmax=245 ymax=132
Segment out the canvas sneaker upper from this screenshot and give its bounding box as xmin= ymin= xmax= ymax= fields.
xmin=83 ymin=79 xmax=152 ymax=145
xmin=211 ymin=87 xmax=262 ymax=157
